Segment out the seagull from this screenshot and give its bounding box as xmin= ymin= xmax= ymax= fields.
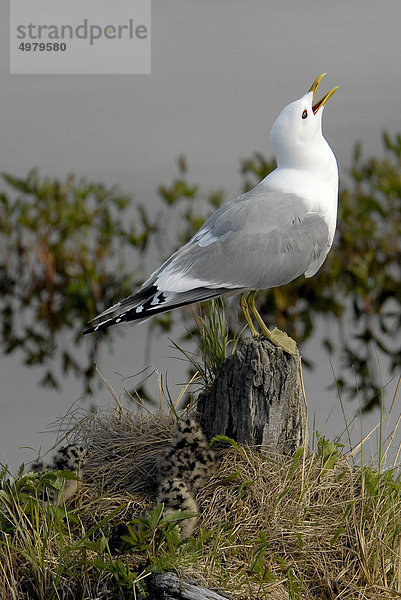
xmin=83 ymin=74 xmax=339 ymax=355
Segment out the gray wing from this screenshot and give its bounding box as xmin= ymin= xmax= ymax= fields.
xmin=148 ymin=187 xmax=331 ymax=292
xmin=83 ymin=187 xmax=332 ymax=333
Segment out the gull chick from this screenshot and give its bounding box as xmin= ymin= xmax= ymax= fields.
xmin=83 ymin=74 xmax=339 ymax=354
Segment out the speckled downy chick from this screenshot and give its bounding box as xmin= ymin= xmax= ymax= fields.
xmin=51 ymin=444 xmax=87 ymax=502
xmin=156 ymin=477 xmax=198 ymax=538
xmin=156 ymin=415 xmax=216 ymax=537
xmin=30 ymin=443 xmax=87 ymax=502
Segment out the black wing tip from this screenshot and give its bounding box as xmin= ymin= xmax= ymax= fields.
xmin=81 ymin=325 xmax=95 ymax=336
xmin=81 ymin=323 xmax=105 ymax=335
xmin=81 ymin=285 xmax=160 ymax=336
xmin=81 ymin=285 xmax=232 ymax=335
xmin=81 ymin=319 xmax=115 ymax=336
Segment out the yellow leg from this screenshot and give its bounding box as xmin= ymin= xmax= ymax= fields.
xmin=240 ymin=292 xmax=258 ymax=337
xmin=247 ymin=291 xmax=269 ymax=336
xmin=247 ymin=291 xmax=298 ymax=356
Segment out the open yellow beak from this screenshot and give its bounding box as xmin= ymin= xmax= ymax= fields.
xmin=309 ymin=73 xmax=339 ymax=114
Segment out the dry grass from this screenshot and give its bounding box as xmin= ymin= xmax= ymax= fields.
xmin=2 ymin=404 xmax=401 ymax=600
xmin=74 ymin=408 xmax=176 ymax=494
xmin=195 ymin=447 xmax=382 ymax=599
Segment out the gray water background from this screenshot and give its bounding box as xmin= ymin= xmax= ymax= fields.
xmin=1 ymin=0 xmax=401 ymax=471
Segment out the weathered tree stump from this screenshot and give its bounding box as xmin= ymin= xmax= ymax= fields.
xmin=195 ymin=336 xmax=305 ymax=455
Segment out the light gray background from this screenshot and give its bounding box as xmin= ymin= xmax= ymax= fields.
xmin=1 ymin=1 xmax=401 ymax=471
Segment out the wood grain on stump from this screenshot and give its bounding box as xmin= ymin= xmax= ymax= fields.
xmin=195 ymin=336 xmax=305 ymax=455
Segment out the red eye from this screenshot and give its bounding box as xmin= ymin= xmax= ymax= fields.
xmin=302 ymin=109 xmax=308 ymax=119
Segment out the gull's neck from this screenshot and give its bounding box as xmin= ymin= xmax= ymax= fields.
xmin=263 ymin=135 xmax=338 ymax=200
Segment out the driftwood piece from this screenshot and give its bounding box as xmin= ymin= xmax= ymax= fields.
xmin=146 ymin=573 xmax=231 ymax=600
xmin=195 ymin=336 xmax=305 ymax=455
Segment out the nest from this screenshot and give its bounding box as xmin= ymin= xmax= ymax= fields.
xmin=72 ymin=408 xmax=176 ymax=495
